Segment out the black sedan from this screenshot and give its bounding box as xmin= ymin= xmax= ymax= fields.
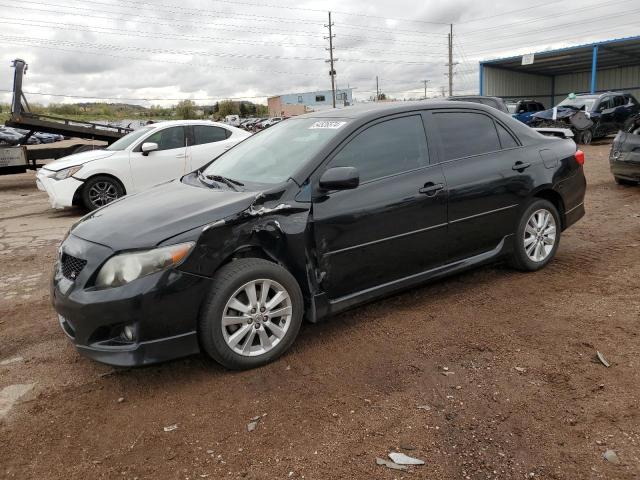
xmin=52 ymin=101 xmax=586 ymax=369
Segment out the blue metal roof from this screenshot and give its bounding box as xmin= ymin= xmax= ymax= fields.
xmin=480 ymin=35 xmax=640 ymax=76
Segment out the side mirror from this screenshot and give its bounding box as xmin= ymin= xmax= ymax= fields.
xmin=141 ymin=142 xmax=159 ymax=156
xmin=319 ymin=166 xmax=359 ymax=191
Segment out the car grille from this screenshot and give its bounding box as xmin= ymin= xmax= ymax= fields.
xmin=61 ymin=253 xmax=87 ymax=280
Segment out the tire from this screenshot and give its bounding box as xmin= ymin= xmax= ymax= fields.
xmin=578 ymin=129 xmax=593 ymax=145
xmin=199 ymin=258 xmax=304 ymax=370
xmin=509 ymin=199 xmax=561 ymax=272
xmin=614 ymin=176 xmax=637 ymax=186
xmin=81 ymin=175 xmax=125 ymax=211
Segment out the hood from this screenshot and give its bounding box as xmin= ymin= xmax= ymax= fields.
xmin=71 ymin=180 xmax=260 ymax=250
xmin=42 ymin=149 xmax=116 ymax=171
xmin=532 ymin=106 xmax=579 ymax=121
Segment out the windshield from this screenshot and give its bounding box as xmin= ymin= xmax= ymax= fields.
xmin=506 ymin=103 xmax=517 ymax=113
xmin=557 ymin=97 xmax=595 ymax=111
xmin=106 ymin=127 xmax=154 ymax=151
xmin=203 ymin=117 xmax=348 ymax=184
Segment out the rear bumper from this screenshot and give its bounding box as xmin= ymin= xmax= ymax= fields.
xmin=36 ymin=169 xmax=82 ymax=209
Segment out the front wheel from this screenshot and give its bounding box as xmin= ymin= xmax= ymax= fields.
xmin=199 ymin=258 xmax=304 ymax=370
xmin=509 ymin=199 xmax=561 ymax=272
xmin=81 ymin=175 xmax=125 ymax=211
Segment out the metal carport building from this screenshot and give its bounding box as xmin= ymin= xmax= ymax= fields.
xmin=479 ymin=35 xmax=640 ymax=108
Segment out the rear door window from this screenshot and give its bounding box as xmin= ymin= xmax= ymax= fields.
xmin=432 ymin=112 xmax=501 ymax=161
xmin=193 ymin=125 xmax=230 ymax=145
xmin=329 ymin=115 xmax=429 ymax=183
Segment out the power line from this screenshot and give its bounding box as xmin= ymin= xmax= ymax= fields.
xmin=0 ymin=17 xmax=326 ymax=49
xmin=0 ymin=36 xmax=320 ymax=77
xmin=456 ymin=0 xmax=563 ymax=24
xmin=2 ymin=2 xmax=449 ymax=48
xmin=460 ymin=18 xmax=640 ymax=56
xmin=463 ymin=0 xmax=635 ymax=38
xmin=0 ymin=88 xmax=271 ymax=102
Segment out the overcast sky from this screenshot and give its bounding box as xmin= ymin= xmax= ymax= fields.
xmin=1 ymin=0 xmax=638 ymax=106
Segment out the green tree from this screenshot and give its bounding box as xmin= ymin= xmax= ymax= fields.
xmin=176 ymin=99 xmax=197 ymax=119
xmin=218 ymin=100 xmax=239 ymax=118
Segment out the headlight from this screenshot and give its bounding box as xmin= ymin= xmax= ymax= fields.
xmin=51 ymin=165 xmax=83 ymax=180
xmin=95 ymin=242 xmax=195 ymax=288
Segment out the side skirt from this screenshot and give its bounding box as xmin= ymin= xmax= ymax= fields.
xmin=311 ymin=235 xmax=513 ymax=321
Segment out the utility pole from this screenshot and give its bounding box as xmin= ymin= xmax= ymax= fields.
xmin=445 ymin=24 xmax=458 ymax=96
xmin=376 ymin=75 xmax=379 ymax=101
xmin=448 ymin=24 xmax=453 ymax=96
xmin=324 ymin=11 xmax=337 ymax=108
xmin=422 ymin=79 xmax=430 ymax=99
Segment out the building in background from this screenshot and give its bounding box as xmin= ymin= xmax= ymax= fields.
xmin=479 ymin=36 xmax=640 ymax=108
xmin=268 ymin=88 xmax=353 ymax=117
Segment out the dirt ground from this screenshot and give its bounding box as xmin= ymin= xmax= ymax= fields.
xmin=1 ymin=142 xmax=639 ymax=480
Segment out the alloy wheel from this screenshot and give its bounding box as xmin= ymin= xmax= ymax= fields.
xmin=88 ymin=181 xmax=119 ymax=207
xmin=221 ymin=279 xmax=292 ymax=357
xmin=523 ymin=208 xmax=557 ymax=262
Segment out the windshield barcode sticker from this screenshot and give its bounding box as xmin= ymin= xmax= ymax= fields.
xmin=309 ymin=121 xmax=347 ymax=129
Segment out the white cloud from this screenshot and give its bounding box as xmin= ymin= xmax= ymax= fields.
xmin=0 ymin=0 xmax=637 ymax=106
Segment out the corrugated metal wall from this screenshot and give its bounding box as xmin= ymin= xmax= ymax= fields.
xmin=483 ymin=66 xmax=553 ymax=107
xmin=553 ymin=65 xmax=640 ymax=104
xmin=484 ymin=64 xmax=640 ymax=108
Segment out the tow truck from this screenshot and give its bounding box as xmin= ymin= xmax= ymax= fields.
xmin=1 ymin=59 xmax=132 ymax=175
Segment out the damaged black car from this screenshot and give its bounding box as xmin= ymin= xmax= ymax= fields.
xmin=52 ymin=102 xmax=586 ymax=370
xmin=530 ymin=92 xmax=639 ymax=145
xmin=610 ymin=116 xmax=640 ymax=185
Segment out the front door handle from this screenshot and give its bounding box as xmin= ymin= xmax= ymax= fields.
xmin=176 ymin=153 xmax=186 ymax=158
xmin=419 ymin=182 xmax=444 ymax=196
xmin=512 ymin=161 xmax=531 ymax=171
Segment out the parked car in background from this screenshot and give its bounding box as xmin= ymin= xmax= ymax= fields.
xmin=253 ymin=118 xmax=270 ymax=131
xmin=609 ymin=116 xmax=640 ymax=185
xmin=51 ymin=101 xmax=586 ymax=369
xmin=446 ymin=95 xmax=510 ymax=114
xmin=261 ymin=117 xmax=284 ymax=129
xmin=508 ymin=99 xmax=546 ymax=125
xmin=530 ymin=92 xmax=640 ymax=144
xmin=36 ymin=120 xmax=250 ymax=210
xmin=224 ymin=115 xmax=241 ymax=126
xmin=0 ymin=126 xmax=23 ymax=145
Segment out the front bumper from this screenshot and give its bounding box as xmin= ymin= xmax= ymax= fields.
xmin=52 ymin=234 xmax=211 ymax=366
xmin=36 ymin=169 xmax=82 ymax=209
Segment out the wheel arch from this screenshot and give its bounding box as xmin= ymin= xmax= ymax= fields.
xmin=531 ymin=187 xmax=566 ymax=229
xmin=216 ymin=243 xmax=314 ymax=319
xmin=73 ymin=173 xmax=127 ymax=206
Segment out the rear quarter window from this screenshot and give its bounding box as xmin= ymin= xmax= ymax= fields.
xmin=432 ymin=112 xmax=501 ymax=161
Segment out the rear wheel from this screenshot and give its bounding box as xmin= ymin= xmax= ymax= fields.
xmin=199 ymin=258 xmax=304 ymax=370
xmin=81 ymin=175 xmax=124 ymax=211
xmin=509 ymin=199 xmax=561 ymax=272
xmin=578 ymin=129 xmax=593 ymax=145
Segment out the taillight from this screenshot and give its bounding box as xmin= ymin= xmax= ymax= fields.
xmin=574 ymin=149 xmax=585 ymax=166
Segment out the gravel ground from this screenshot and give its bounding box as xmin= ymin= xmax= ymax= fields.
xmin=1 ymin=142 xmax=639 ymax=480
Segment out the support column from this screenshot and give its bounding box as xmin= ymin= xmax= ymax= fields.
xmin=590 ymin=45 xmax=598 ymax=94
xmin=479 ymin=63 xmax=484 ymax=95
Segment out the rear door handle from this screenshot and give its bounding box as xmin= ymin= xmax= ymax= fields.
xmin=512 ymin=161 xmax=531 ymax=171
xmin=176 ymin=154 xmax=186 ymax=158
xmin=419 ymin=182 xmax=444 ymax=196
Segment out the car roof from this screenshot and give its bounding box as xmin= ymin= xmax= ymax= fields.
xmin=147 ymin=120 xmax=231 ymax=128
xmin=297 ymin=100 xmax=500 ymax=121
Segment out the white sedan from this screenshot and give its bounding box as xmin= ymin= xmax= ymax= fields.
xmin=36 ymin=120 xmax=250 ymax=210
